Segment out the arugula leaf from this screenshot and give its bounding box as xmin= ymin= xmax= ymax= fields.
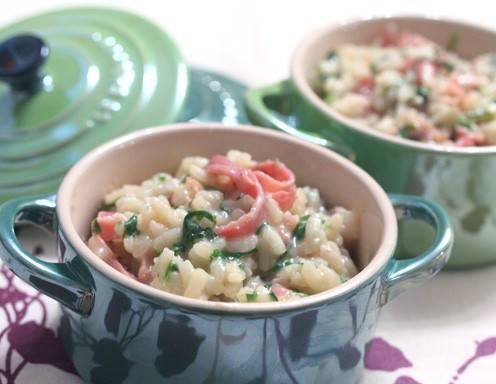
xmin=293 ymin=215 xmax=310 ymax=240
xmin=173 ymin=211 xmax=216 ymax=253
xmin=164 ymin=260 xmax=179 ymax=280
xmin=123 ymin=215 xmax=139 ymax=236
xmin=91 ymin=219 xmax=101 ymax=234
xmin=246 ymin=292 xmax=258 ymax=302
xmin=269 ymin=292 xmax=278 ymax=301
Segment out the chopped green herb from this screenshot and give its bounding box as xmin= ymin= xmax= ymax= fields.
xmin=327 ymin=50 xmax=338 ymax=60
xmin=156 ymin=174 xmax=167 ymax=182
xmin=272 ymin=256 xmax=302 ymax=272
xmin=164 ymin=260 xmax=179 ymax=280
xmin=293 ymin=215 xmax=310 ymax=241
xmin=172 ymin=243 xmax=185 ymax=255
xmin=246 ymin=291 xmax=258 ymax=302
xmin=467 ymin=107 xmax=494 ymax=124
xmin=416 ymin=86 xmax=429 ymax=100
xmin=410 ymin=86 xmax=429 ymax=108
xmin=455 ymin=114 xmax=473 ymax=129
xmin=173 ymin=211 xmax=216 ymax=253
xmin=211 ymin=248 xmax=257 ymax=261
xmin=101 ymin=200 xmax=116 ymax=211
xmin=446 ymin=33 xmax=459 ymax=51
xmin=269 ymin=292 xmax=278 ymax=301
xmin=123 ymin=215 xmax=139 ymax=236
xmin=324 ymin=93 xmax=337 ymax=105
xmin=439 ymin=61 xmax=454 ymax=72
xmin=256 ymin=223 xmax=266 ymax=235
xmin=369 ymin=62 xmax=378 ymax=74
xmin=91 ymin=219 xmax=101 ymax=234
xmin=399 ymin=124 xmax=417 ymax=139
xmin=219 ymin=204 xmax=232 ymax=215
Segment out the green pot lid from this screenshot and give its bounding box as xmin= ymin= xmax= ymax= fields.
xmin=0 ymin=7 xmax=188 ymax=202
xmin=180 ymin=67 xmax=248 ymax=124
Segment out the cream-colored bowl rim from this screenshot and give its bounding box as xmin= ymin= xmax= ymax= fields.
xmin=57 ymin=123 xmax=397 ymax=314
xmin=291 ymin=14 xmax=496 ymax=156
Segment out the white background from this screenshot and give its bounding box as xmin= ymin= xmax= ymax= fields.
xmin=3 ymin=0 xmax=496 ymax=87
xmin=2 ymin=1 xmax=496 ymax=383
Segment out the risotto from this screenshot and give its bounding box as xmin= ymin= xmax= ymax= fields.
xmin=86 ymin=150 xmax=358 ymax=302
xmin=318 ymin=27 xmax=496 ymax=146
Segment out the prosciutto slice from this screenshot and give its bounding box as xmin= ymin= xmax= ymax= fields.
xmin=87 ymin=234 xmax=135 ymax=279
xmin=206 ymin=155 xmax=298 ymax=237
xmin=207 ymin=156 xmax=266 ymax=238
xmin=253 ymin=160 xmax=297 ymax=210
xmin=96 ymin=211 xmax=126 ymax=241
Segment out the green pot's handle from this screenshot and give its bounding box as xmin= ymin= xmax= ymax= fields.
xmin=0 ymin=195 xmax=94 ymax=315
xmin=245 ymin=80 xmax=355 ymax=160
xmin=380 ymin=194 xmax=453 ymax=305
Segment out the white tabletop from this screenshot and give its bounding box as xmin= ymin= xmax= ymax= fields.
xmin=1 ymin=1 xmax=496 ymax=383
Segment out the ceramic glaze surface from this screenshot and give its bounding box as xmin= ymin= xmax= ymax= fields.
xmin=59 ymin=227 xmax=380 ymax=384
xmin=0 ymin=7 xmax=188 ymax=202
xmin=245 ymin=17 xmax=495 ymax=268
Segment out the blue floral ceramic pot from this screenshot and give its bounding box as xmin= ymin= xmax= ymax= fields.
xmin=0 ymin=124 xmax=453 ymax=384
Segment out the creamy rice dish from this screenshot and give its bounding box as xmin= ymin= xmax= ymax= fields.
xmin=319 ymin=28 xmax=496 ymax=146
xmin=87 ymin=150 xmax=358 ymax=302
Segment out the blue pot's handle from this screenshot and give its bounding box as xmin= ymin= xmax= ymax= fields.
xmin=380 ymin=194 xmax=453 ymax=305
xmin=0 ymin=195 xmax=94 ymax=315
xmin=245 ymin=80 xmax=355 ymax=160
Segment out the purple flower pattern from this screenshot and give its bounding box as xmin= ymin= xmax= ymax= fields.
xmin=1 ymin=258 xmax=495 ymax=383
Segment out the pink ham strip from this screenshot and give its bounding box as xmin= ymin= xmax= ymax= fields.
xmin=271 ymin=283 xmax=291 ymax=301
xmin=215 ymin=169 xmax=266 ymax=238
xmin=253 ymin=160 xmax=295 ymax=192
xmin=87 ymin=234 xmax=136 ymax=279
xmin=206 ymin=155 xmax=240 ymax=193
xmin=96 ymin=211 xmax=127 ymax=241
xmin=253 ymin=160 xmax=297 ymax=210
xmin=137 ymin=250 xmax=156 ymax=284
xmin=207 ymin=156 xmax=266 ymax=238
xmin=206 ymin=155 xmax=299 ymax=237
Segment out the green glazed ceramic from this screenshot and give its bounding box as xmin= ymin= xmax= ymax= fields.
xmin=0 ymin=7 xmax=189 ymax=202
xmin=180 ymin=67 xmax=248 ymax=124
xmin=245 ymin=16 xmax=496 ymax=269
xmin=0 ymin=123 xmax=452 ymax=384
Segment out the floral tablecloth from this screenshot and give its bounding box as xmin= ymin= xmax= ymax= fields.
xmin=1 ymin=226 xmax=495 ymax=384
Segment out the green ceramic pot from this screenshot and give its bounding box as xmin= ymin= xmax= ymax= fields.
xmin=245 ymin=16 xmax=496 ymax=269
xmin=0 ymin=124 xmax=453 ymax=383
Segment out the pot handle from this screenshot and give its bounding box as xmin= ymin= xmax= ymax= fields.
xmin=245 ymin=80 xmax=355 ymax=160
xmin=380 ymin=194 xmax=453 ymax=305
xmin=0 ymin=195 xmax=94 ymax=315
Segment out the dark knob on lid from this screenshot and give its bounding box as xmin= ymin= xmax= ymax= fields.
xmin=0 ymin=34 xmax=49 ymax=93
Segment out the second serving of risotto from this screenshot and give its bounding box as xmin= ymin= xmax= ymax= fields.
xmin=86 ymin=150 xmax=358 ymax=302
xmin=318 ymin=27 xmax=496 ymax=146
